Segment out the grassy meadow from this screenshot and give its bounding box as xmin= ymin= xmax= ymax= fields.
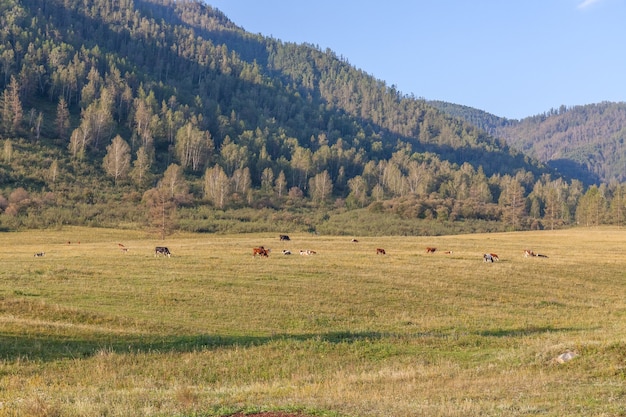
xmin=1 ymin=226 xmax=626 ymax=416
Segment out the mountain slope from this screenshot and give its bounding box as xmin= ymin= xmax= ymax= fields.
xmin=431 ymin=100 xmax=626 ymax=184
xmin=494 ymin=102 xmax=626 ymax=183
xmin=1 ymin=0 xmax=598 ymax=232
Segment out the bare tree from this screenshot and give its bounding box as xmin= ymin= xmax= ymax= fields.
xmin=309 ymin=170 xmax=333 ymax=203
xmin=204 ymin=164 xmax=231 ymax=209
xmin=130 ymin=146 xmax=152 ymax=188
xmin=1 ymin=75 xmax=22 ymax=133
xmin=161 ymin=163 xmax=190 ymax=203
xmin=142 ymin=187 xmax=176 ymax=240
xmin=3 ymin=139 xmax=13 ymax=163
xmin=175 ymin=122 xmax=212 ymax=171
xmin=55 ymin=97 xmax=70 ymax=139
xmin=103 ymin=135 xmax=131 ymax=185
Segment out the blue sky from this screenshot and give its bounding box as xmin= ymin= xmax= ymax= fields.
xmin=207 ymin=1 xmax=626 ymax=120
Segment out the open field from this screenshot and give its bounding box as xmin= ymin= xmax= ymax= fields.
xmin=1 ymin=226 xmax=626 ymax=416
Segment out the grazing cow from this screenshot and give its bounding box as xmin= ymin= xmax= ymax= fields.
xmin=489 ymin=253 xmax=500 ymax=261
xmin=483 ymin=253 xmax=494 ymax=262
xmin=444 ymin=250 xmax=453 ymax=255
xmin=279 ymin=234 xmax=291 ymax=241
xmin=426 ymin=247 xmax=437 ymax=254
xmin=34 ymin=252 xmax=45 ymax=257
xmin=155 ymin=246 xmax=171 ymax=257
xmin=351 ymin=238 xmax=359 ymax=243
xmin=282 ymin=249 xmax=292 ymax=255
xmin=524 ymin=249 xmax=548 ymax=258
xmin=376 ymin=248 xmax=386 ymax=255
xmin=253 ymin=246 xmax=269 ymax=257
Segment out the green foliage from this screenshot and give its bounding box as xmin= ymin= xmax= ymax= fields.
xmin=0 ymin=0 xmax=618 ymax=233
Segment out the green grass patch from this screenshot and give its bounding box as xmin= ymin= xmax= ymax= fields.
xmin=0 ymin=226 xmax=626 ymax=416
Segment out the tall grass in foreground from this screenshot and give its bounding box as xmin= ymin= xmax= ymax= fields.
xmin=1 ymin=226 xmax=626 ymax=416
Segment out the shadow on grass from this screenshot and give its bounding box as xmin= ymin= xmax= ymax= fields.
xmin=478 ymin=325 xmax=582 ymax=338
xmin=1 ymin=325 xmax=587 ymax=362
xmin=0 ymin=330 xmax=386 ymax=362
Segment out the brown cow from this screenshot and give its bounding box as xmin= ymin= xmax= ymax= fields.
xmin=489 ymin=253 xmax=499 ymax=261
xmin=426 ymin=247 xmax=437 ymax=254
xmin=524 ymin=249 xmax=548 ymax=258
xmin=376 ymin=248 xmax=386 ymax=255
xmin=253 ymin=246 xmax=269 ymax=257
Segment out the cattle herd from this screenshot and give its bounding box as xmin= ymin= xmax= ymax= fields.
xmin=29 ymin=234 xmax=550 ymax=262
xmin=246 ymin=235 xmax=550 ymax=263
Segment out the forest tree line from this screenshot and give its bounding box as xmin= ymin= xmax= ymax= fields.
xmin=0 ymin=0 xmax=623 ymax=234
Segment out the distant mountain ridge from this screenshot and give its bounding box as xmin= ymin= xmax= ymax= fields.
xmin=430 ymin=100 xmax=626 ymax=184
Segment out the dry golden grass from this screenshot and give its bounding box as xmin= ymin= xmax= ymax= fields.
xmin=1 ymin=226 xmax=626 ymax=416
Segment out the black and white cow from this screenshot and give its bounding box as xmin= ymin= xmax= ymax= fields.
xmin=279 ymin=234 xmax=291 ymax=241
xmin=155 ymin=246 xmax=171 ymax=257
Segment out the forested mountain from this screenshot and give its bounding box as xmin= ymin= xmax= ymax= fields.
xmin=427 ymin=101 xmax=514 ymax=134
xmin=0 ymin=0 xmax=622 ymax=234
xmin=493 ymin=103 xmax=626 ymax=184
xmin=431 ymin=100 xmax=626 ymax=185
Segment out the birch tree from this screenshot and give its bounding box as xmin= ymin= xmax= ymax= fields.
xmin=204 ymin=164 xmax=231 ymax=209
xmin=103 ymin=135 xmax=131 ymax=185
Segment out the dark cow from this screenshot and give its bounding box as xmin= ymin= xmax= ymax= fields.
xmin=34 ymin=252 xmax=45 ymax=257
xmin=279 ymin=234 xmax=291 ymax=241
xmin=253 ymin=246 xmax=269 ymax=257
xmin=155 ymin=246 xmax=171 ymax=257
xmin=351 ymin=238 xmax=359 ymax=243
xmin=376 ymin=248 xmax=386 ymax=255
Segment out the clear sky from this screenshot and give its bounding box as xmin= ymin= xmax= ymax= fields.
xmin=207 ymin=0 xmax=626 ymax=120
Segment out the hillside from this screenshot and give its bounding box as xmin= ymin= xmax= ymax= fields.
xmin=494 ymin=102 xmax=626 ymax=184
xmin=0 ymin=0 xmax=620 ymax=232
xmin=430 ymin=100 xmax=626 ymax=184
